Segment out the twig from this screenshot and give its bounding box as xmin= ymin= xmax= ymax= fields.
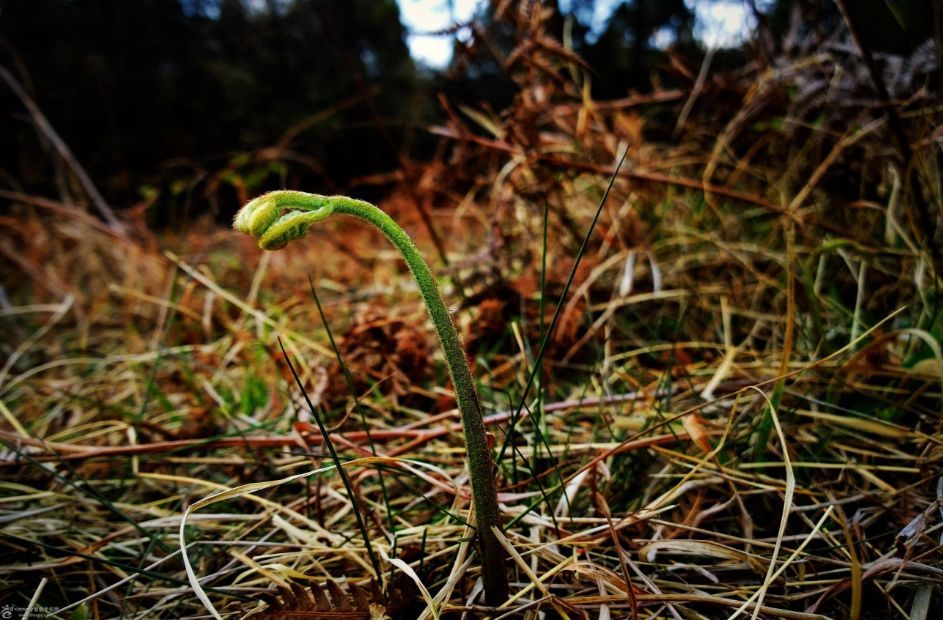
xmin=0 ymin=64 xmax=126 ymax=235
xmin=833 ymin=0 xmax=938 ymax=267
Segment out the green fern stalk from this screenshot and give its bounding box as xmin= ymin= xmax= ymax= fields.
xmin=234 ymin=190 xmax=509 ymax=605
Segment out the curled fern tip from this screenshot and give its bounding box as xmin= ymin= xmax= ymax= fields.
xmin=233 ymin=190 xmax=335 ymax=250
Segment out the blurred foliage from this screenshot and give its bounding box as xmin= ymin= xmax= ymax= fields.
xmin=0 ymin=0 xmax=426 ymax=211
xmin=0 ymin=0 xmax=939 ymax=224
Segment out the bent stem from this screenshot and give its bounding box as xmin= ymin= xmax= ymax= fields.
xmin=234 ymin=190 xmax=509 ymax=605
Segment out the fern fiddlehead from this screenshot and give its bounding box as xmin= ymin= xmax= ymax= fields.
xmin=234 ymin=191 xmax=509 ymax=605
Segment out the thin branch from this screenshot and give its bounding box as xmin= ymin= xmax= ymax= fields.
xmin=0 ymin=64 xmax=126 ymax=235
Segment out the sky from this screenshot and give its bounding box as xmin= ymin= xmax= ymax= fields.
xmin=396 ymin=0 xmax=753 ymax=69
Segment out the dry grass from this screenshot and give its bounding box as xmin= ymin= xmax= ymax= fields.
xmin=2 ymin=8 xmax=943 ymax=619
